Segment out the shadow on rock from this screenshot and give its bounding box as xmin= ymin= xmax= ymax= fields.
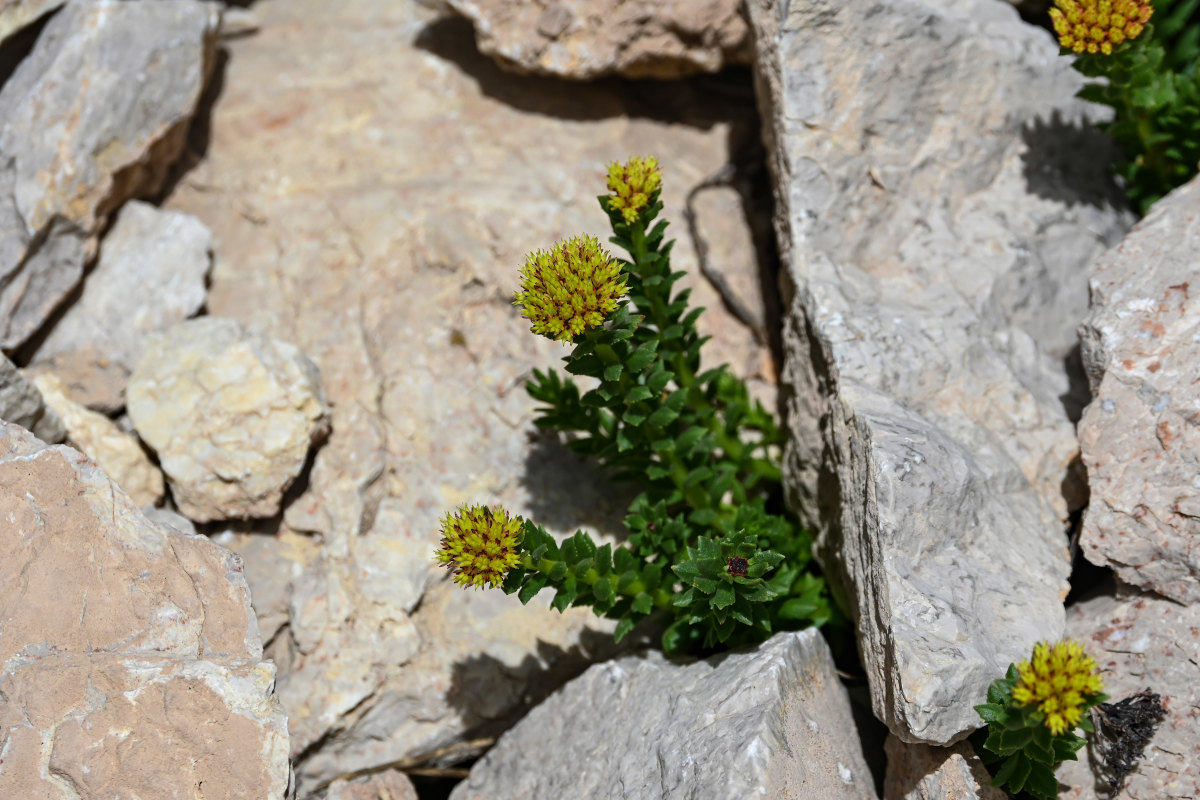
xmin=1020 ymin=111 xmax=1130 ymax=212
xmin=413 ymin=16 xmax=755 ymax=130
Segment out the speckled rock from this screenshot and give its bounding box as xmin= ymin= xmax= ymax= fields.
xmin=1056 ymin=587 xmax=1200 ymax=799
xmin=446 ymin=0 xmax=750 ymax=79
xmin=884 ymin=738 xmax=1006 ymax=800
xmin=749 ymin=0 xmax=1133 ymax=744
xmin=34 ymin=200 xmax=213 ymax=373
xmin=127 ymin=317 xmax=330 ymax=522
xmin=1077 ymin=175 xmax=1200 ymax=604
xmin=161 ymin=0 xmax=772 ymax=791
xmin=0 ymin=420 xmax=291 ymax=798
xmin=31 ymin=372 xmax=163 ymax=506
xmin=451 ymin=630 xmax=877 ymax=800
xmin=0 ymin=352 xmax=65 ymax=442
xmin=321 ymin=769 xmax=419 ymax=800
xmin=0 ymin=0 xmax=219 ymax=350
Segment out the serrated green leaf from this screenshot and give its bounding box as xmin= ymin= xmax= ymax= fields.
xmin=646 ymin=405 xmax=680 ymax=428
xmin=625 ymin=385 xmax=653 ymax=404
xmin=518 ymin=574 xmax=548 ymax=604
xmin=626 ymin=344 xmax=658 ymax=372
xmin=604 ymin=363 xmax=623 ymax=382
xmin=632 ymin=592 xmax=654 ymax=615
xmin=711 ymin=585 xmax=735 ymax=610
xmin=643 ymin=561 xmax=663 ymax=591
xmin=974 ymin=703 xmax=1007 ymax=725
xmin=1023 ymin=761 xmax=1059 ymax=800
xmin=692 ymin=576 xmax=718 ymax=594
xmin=614 ymin=615 xmax=636 ymax=643
xmin=595 ymin=543 xmax=613 ymax=574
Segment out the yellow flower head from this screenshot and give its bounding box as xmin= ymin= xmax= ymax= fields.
xmin=606 ymin=156 xmax=663 ymax=225
xmin=435 ymin=505 xmax=523 ymax=590
xmin=1049 ymin=0 xmax=1154 ymax=55
xmin=513 ymin=234 xmax=628 ymax=343
xmin=1011 ymin=639 xmax=1105 ymax=735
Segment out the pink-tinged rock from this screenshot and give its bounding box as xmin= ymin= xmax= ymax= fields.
xmin=1078 ymin=175 xmax=1200 ymax=603
xmin=0 ymin=0 xmax=219 ymax=350
xmin=883 ymin=738 xmax=1006 ymax=800
xmin=0 ymin=420 xmax=291 ymax=798
xmin=446 ymin=0 xmax=749 ymax=79
xmin=1057 ymin=587 xmax=1200 ymax=799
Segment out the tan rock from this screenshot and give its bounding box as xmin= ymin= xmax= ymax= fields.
xmin=23 ymin=345 xmax=131 ymax=414
xmin=32 ymin=371 xmax=164 ymax=507
xmin=0 ymin=351 xmax=65 ymax=442
xmin=323 ymin=769 xmax=419 ymax=800
xmin=0 ymin=0 xmax=64 ymax=44
xmin=161 ymin=0 xmax=772 ymax=792
xmin=883 ymin=738 xmax=1006 ymax=800
xmin=0 ymin=420 xmax=291 ymax=798
xmin=127 ymin=317 xmax=330 ymax=522
xmin=446 ymin=0 xmax=750 ymax=79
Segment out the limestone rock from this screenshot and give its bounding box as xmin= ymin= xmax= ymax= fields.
xmin=446 ymin=0 xmax=750 ymax=79
xmin=34 ymin=200 xmax=213 ymax=373
xmin=161 ymin=0 xmax=773 ymax=790
xmin=322 ymin=770 xmax=419 ymax=800
xmin=23 ymin=346 xmax=130 ymax=414
xmin=127 ymin=317 xmax=330 ymax=522
xmin=1077 ymin=175 xmax=1200 ymax=604
xmin=32 ymin=371 xmax=163 ymax=506
xmin=883 ymin=738 xmax=1006 ymax=800
xmin=748 ymin=0 xmax=1134 ymax=744
xmin=0 ymin=0 xmax=62 ymax=44
xmin=451 ymin=630 xmax=877 ymax=800
xmin=0 ymin=0 xmax=218 ymax=351
xmin=1056 ymin=587 xmax=1200 ymax=799
xmin=0 ymin=420 xmax=291 ymax=798
xmin=0 ymin=351 xmax=65 ymax=442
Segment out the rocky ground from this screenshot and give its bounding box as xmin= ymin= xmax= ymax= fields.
xmin=0 ymin=0 xmax=1196 ymax=799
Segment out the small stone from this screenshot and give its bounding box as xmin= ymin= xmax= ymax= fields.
xmin=23 ymin=346 xmax=130 ymax=414
xmin=32 ymin=372 xmax=164 ymax=507
xmin=324 ymin=769 xmax=419 ymax=800
xmin=450 ymin=630 xmax=877 ymax=800
xmin=883 ymin=738 xmax=1007 ymax=800
xmin=0 ymin=352 xmax=65 ymax=442
xmin=127 ymin=317 xmax=330 ymax=522
xmin=34 ymin=200 xmax=213 ymax=374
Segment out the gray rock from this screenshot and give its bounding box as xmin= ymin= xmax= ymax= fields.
xmin=446 ymin=0 xmax=750 ymax=79
xmin=883 ymin=738 xmax=1006 ymax=800
xmin=0 ymin=351 xmax=65 ymax=442
xmin=451 ymin=630 xmax=877 ymax=800
xmin=1077 ymin=175 xmax=1200 ymax=604
xmin=34 ymin=200 xmax=212 ymax=372
xmin=127 ymin=317 xmax=330 ymax=522
xmin=1056 ymin=586 xmax=1199 ymax=799
xmin=0 ymin=0 xmax=219 ymax=351
xmin=0 ymin=0 xmax=64 ymax=44
xmin=0 ymin=420 xmax=291 ymax=798
xmin=747 ymin=0 xmax=1134 ymax=744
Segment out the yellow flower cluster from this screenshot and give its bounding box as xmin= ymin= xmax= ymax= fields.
xmin=435 ymin=505 xmax=523 ymax=590
xmin=606 ymin=156 xmax=663 ymax=224
xmin=1050 ymin=0 xmax=1154 ymax=55
xmin=1012 ymin=640 xmax=1105 ymax=735
xmin=513 ymin=234 xmax=628 ymax=343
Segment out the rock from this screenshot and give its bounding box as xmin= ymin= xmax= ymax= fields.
xmin=451 ymin=630 xmax=877 ymax=800
xmin=31 ymin=371 xmax=164 ymax=506
xmin=0 ymin=0 xmax=219 ymax=351
xmin=127 ymin=317 xmax=330 ymax=522
xmin=0 ymin=351 xmax=65 ymax=442
xmin=0 ymin=0 xmax=63 ymax=44
xmin=23 ymin=345 xmax=130 ymax=414
xmin=747 ymin=0 xmax=1134 ymax=744
xmin=1076 ymin=175 xmax=1200 ymax=604
xmin=321 ymin=769 xmax=419 ymax=800
xmin=1056 ymin=586 xmax=1200 ymax=799
xmin=883 ymin=738 xmax=1006 ymax=800
xmin=161 ymin=0 xmax=773 ymax=790
xmin=34 ymin=200 xmax=213 ymax=373
xmin=0 ymin=420 xmax=291 ymax=798
xmin=446 ymin=0 xmax=750 ymax=79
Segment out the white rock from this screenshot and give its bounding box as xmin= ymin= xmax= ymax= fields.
xmin=0 ymin=352 xmax=65 ymax=442
xmin=127 ymin=317 xmax=330 ymax=522
xmin=451 ymin=630 xmax=878 ymax=800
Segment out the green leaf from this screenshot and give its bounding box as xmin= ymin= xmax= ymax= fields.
xmin=974 ymin=703 xmax=1007 ymax=725
xmin=625 ymin=385 xmax=653 ymax=404
xmin=518 ymin=574 xmax=548 ymax=604
xmin=632 ymin=592 xmax=654 ymax=615
xmin=1023 ymin=761 xmax=1060 ymax=800
xmin=614 ymin=547 xmax=636 ymax=573
xmin=646 ymin=404 xmax=680 ymax=428
xmin=711 ymin=584 xmax=735 ymax=610
xmin=593 ymin=576 xmax=615 ymax=604
xmin=604 ymin=363 xmax=623 ymax=382
xmin=614 ymin=615 xmax=636 ymax=643
xmin=551 ymin=580 xmax=577 ymax=612
xmin=595 ymin=543 xmax=613 ymax=574
xmin=992 ymin=752 xmax=1029 ymax=793
xmin=626 ymin=344 xmax=658 ymax=372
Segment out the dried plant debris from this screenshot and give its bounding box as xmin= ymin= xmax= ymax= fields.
xmin=1089 ymin=689 xmax=1167 ymax=795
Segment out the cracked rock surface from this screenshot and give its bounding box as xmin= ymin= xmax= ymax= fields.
xmin=161 ymin=0 xmax=772 ymax=792
xmin=748 ymin=0 xmax=1134 ymax=744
